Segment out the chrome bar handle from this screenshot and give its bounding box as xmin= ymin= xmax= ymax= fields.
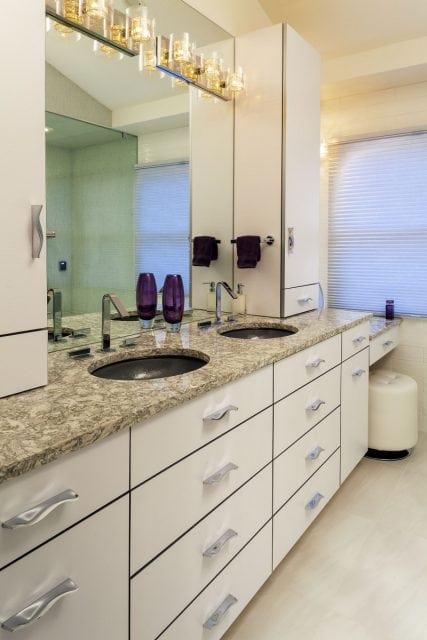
xmin=306 ymin=358 xmax=325 ymax=369
xmin=288 ymin=227 xmax=294 ymax=252
xmin=31 ymin=205 xmax=44 ymax=259
xmin=203 ymin=529 xmax=238 ymax=558
xmin=204 ymin=405 xmax=238 ymax=422
xmin=203 ymin=463 xmax=238 ymax=486
xmin=203 ymin=594 xmax=238 ymax=630
xmin=306 ymin=399 xmax=326 ymax=412
xmin=1 ymin=578 xmax=78 ymax=632
xmin=352 ymin=369 xmax=366 ymax=378
xmin=298 ymin=296 xmax=314 ymax=304
xmin=383 ymin=340 xmax=394 ymax=347
xmin=305 ymin=446 xmax=325 ymax=461
xmin=305 ymin=492 xmax=324 ymax=511
xmin=2 ymin=490 xmax=79 ymax=530
xmin=352 ymin=335 xmax=366 ymax=344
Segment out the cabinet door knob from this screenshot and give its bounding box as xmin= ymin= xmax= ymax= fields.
xmin=306 ymin=358 xmax=325 ymax=369
xmin=383 ymin=340 xmax=394 ymax=348
xmin=305 ymin=492 xmax=324 ymax=511
xmin=306 ymin=399 xmax=326 ymax=412
xmin=31 ymin=204 xmax=44 ymax=259
xmin=352 ymin=369 xmax=366 ymax=378
xmin=2 ymin=489 xmax=79 ymax=530
xmin=305 ymin=446 xmax=325 ymax=461
xmin=203 ymin=594 xmax=238 ymax=629
xmin=352 ymin=335 xmax=366 ymax=344
xmin=204 ymin=405 xmax=238 ymax=422
xmin=1 ymin=578 xmax=78 ymax=632
xmin=203 ymin=529 xmax=238 ymax=557
xmin=203 ymin=463 xmax=238 ymax=485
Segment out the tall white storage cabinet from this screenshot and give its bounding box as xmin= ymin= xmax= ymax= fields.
xmin=0 ymin=0 xmax=47 ymax=397
xmin=234 ymin=24 xmax=320 ymax=318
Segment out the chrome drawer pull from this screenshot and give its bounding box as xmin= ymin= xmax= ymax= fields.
xmin=383 ymin=340 xmax=394 ymax=347
xmin=305 ymin=492 xmax=324 ymax=511
xmin=31 ymin=205 xmax=44 ymax=259
xmin=298 ymin=297 xmax=313 ymax=304
xmin=203 ymin=529 xmax=238 ymax=557
xmin=306 ymin=358 xmax=325 ymax=369
xmin=2 ymin=489 xmax=79 ymax=530
xmin=352 ymin=369 xmax=366 ymax=377
xmin=306 ymin=399 xmax=326 ymax=412
xmin=203 ymin=594 xmax=238 ymax=630
xmin=1 ymin=578 xmax=78 ymax=632
xmin=352 ymin=335 xmax=366 ymax=344
xmin=203 ymin=463 xmax=238 ymax=486
xmin=305 ymin=446 xmax=325 ymax=461
xmin=204 ymin=405 xmax=238 ymax=422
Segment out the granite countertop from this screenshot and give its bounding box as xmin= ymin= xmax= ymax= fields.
xmin=0 ymin=309 xmax=371 ymax=486
xmin=369 ymin=316 xmax=402 ymax=339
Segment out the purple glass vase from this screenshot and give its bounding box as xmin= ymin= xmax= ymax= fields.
xmin=162 ymin=274 xmax=185 ymax=332
xmin=136 ymin=273 xmax=157 ymax=329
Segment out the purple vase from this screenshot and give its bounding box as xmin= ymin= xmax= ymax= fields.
xmin=136 ymin=273 xmax=157 ymax=329
xmin=162 ymin=274 xmax=185 ymax=332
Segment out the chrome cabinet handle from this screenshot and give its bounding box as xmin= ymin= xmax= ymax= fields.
xmin=298 ymin=297 xmax=313 ymax=304
xmin=203 ymin=529 xmax=238 ymax=557
xmin=1 ymin=578 xmax=78 ymax=632
xmin=305 ymin=446 xmax=325 ymax=461
xmin=204 ymin=405 xmax=238 ymax=422
xmin=306 ymin=358 xmax=325 ymax=369
xmin=288 ymin=227 xmax=294 ymax=252
xmin=352 ymin=369 xmax=366 ymax=377
xmin=305 ymin=492 xmax=324 ymax=511
xmin=352 ymin=335 xmax=366 ymax=344
xmin=31 ymin=205 xmax=44 ymax=259
xmin=2 ymin=489 xmax=79 ymax=530
xmin=306 ymin=399 xmax=326 ymax=412
xmin=203 ymin=463 xmax=238 ymax=486
xmin=203 ymin=594 xmax=238 ymax=630
xmin=383 ymin=340 xmax=394 ymax=347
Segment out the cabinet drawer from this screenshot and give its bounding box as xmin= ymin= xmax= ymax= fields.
xmin=131 ymin=366 xmax=273 ymax=486
xmin=341 ymin=349 xmax=369 ymax=483
xmin=274 ymin=334 xmax=341 ymax=400
xmin=131 ymin=466 xmax=272 ymax=640
xmin=283 ymin=284 xmax=319 ymax=317
xmin=273 ymin=408 xmax=340 ymax=512
xmin=131 ymin=407 xmax=272 ymax=571
xmin=0 ymin=430 xmax=129 ymax=570
xmin=273 ymin=450 xmax=340 ymax=569
xmin=370 ymin=326 xmax=400 ymax=365
xmin=342 ymin=321 xmax=370 ymax=361
xmin=0 ymin=331 xmax=47 ymax=398
xmin=274 ymin=366 xmax=341 ymax=456
xmin=0 ymin=497 xmax=128 ymax=640
xmin=160 ymin=522 xmax=272 ymax=640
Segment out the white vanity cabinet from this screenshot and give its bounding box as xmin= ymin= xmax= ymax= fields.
xmin=0 ymin=0 xmax=47 ymax=397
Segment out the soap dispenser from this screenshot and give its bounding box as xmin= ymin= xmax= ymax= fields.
xmin=203 ymin=281 xmax=216 ymax=311
xmin=232 ymin=283 xmax=246 ymax=316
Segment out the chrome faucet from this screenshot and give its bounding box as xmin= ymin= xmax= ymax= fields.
xmin=47 ymin=288 xmax=63 ymax=341
xmin=215 ymin=282 xmax=238 ymax=324
xmin=101 ymin=293 xmax=129 ymax=351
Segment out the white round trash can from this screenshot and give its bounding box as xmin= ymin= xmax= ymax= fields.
xmin=368 ymin=369 xmax=418 ymax=460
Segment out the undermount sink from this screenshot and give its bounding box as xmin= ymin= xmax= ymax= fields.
xmin=90 ymin=352 xmax=209 ymax=381
xmin=219 ymin=326 xmax=298 ymax=340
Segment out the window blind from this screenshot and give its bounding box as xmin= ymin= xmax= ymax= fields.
xmin=328 ymin=132 xmax=427 ymax=316
xmin=135 ymin=162 xmax=190 ymax=295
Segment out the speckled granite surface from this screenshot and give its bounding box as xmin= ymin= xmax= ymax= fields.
xmin=0 ymin=309 xmax=371 ymax=485
xmin=369 ymin=316 xmax=402 ymax=339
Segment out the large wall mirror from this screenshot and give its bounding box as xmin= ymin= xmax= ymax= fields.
xmin=45 ymin=0 xmax=234 ymax=351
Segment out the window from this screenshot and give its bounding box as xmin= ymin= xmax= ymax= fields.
xmin=328 ymin=132 xmax=427 ymax=316
xmin=135 ymin=162 xmax=190 ymax=295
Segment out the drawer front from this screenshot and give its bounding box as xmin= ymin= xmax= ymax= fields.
xmin=342 ymin=321 xmax=370 ymax=361
xmin=273 ymin=450 xmax=340 ymax=569
xmin=160 ymin=522 xmax=272 ymax=640
xmin=274 ymin=366 xmax=341 ymax=456
xmin=0 ymin=430 xmax=129 ymax=570
xmin=0 ymin=331 xmax=47 ymax=398
xmin=131 ymin=366 xmax=273 ymax=486
xmin=274 ymin=334 xmax=341 ymax=401
xmin=341 ymin=349 xmax=369 ymax=483
xmin=273 ymin=408 xmax=340 ymax=512
xmin=131 ymin=466 xmax=272 ymax=640
xmin=370 ymin=326 xmax=400 ymax=365
xmin=0 ymin=497 xmax=128 ymax=640
xmin=131 ymin=407 xmax=272 ymax=571
xmin=283 ymin=284 xmax=319 ymax=318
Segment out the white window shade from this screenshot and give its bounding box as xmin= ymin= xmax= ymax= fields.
xmin=328 ymin=133 xmax=427 ymax=316
xmin=135 ymin=162 xmax=190 ymax=294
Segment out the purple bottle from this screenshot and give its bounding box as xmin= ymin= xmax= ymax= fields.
xmin=162 ymin=274 xmax=185 ymax=332
xmin=385 ymin=299 xmax=395 ymax=321
xmin=136 ymin=273 xmax=157 ymax=329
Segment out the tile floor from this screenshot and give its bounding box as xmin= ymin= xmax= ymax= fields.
xmin=224 ymin=432 xmax=427 ymax=640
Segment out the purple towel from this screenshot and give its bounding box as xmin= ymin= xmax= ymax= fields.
xmin=192 ymin=236 xmax=218 ymax=267
xmin=236 ymin=235 xmax=261 ymax=268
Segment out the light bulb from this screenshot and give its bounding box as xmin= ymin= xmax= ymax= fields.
xmin=126 ymin=4 xmax=153 ymax=48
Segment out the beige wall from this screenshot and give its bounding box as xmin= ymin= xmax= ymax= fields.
xmin=321 ymin=81 xmax=427 ymax=431
xmin=183 ymin=0 xmax=271 ymax=36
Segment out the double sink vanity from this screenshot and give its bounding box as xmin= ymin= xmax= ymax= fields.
xmin=0 ymin=308 xmax=400 ymax=639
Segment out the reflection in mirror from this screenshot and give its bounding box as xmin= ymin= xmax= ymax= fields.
xmin=45 ymin=0 xmax=234 ymax=352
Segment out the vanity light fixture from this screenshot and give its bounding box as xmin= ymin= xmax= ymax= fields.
xmin=126 ymin=3 xmax=154 ymax=49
